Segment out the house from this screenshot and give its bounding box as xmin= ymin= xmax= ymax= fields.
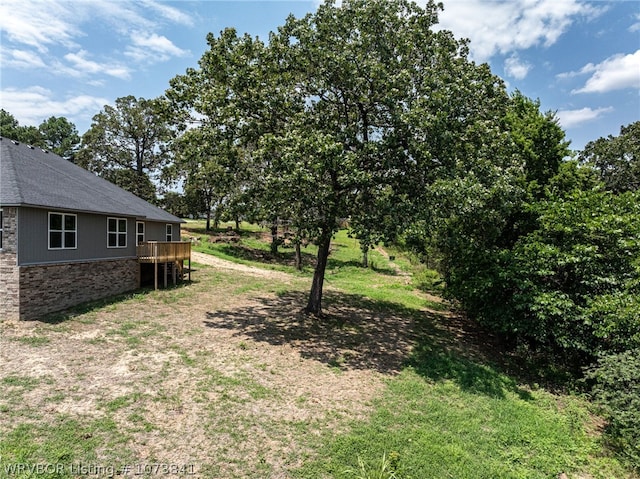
xmin=0 ymin=136 xmax=190 ymax=320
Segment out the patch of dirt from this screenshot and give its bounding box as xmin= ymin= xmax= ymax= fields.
xmin=0 ymin=261 xmax=394 ymax=478
xmin=191 ymin=251 xmax=294 ymax=281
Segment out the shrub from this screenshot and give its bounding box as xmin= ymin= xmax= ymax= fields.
xmin=445 ymin=189 xmax=640 ymax=361
xmin=585 ymin=349 xmax=640 ymax=470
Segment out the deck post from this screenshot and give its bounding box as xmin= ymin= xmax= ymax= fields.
xmin=154 ymin=261 xmax=158 ymax=290
xmin=164 ymin=262 xmax=168 ymax=288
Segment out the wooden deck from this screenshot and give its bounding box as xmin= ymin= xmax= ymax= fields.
xmin=137 ymin=241 xmax=191 ymax=289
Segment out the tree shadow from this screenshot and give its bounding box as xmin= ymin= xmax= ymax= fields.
xmin=35 ymin=281 xmax=196 ymax=324
xmin=203 ymin=290 xmax=532 ymax=400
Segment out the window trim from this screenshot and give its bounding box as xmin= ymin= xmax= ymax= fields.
xmin=165 ymin=224 xmax=173 ymax=242
xmin=107 ymin=217 xmax=128 ymax=249
xmin=48 ymin=212 xmax=77 ymax=250
xmin=136 ymin=221 xmax=145 ymax=245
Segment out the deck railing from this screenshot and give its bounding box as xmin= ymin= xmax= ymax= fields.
xmin=137 ymin=241 xmax=191 ymax=263
xmin=137 ymin=241 xmax=192 ymax=289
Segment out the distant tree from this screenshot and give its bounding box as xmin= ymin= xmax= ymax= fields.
xmin=159 ymin=191 xmax=190 ymax=218
xmin=579 ymin=121 xmax=640 ymax=193
xmin=77 ymin=96 xmax=174 ymax=202
xmin=170 ymin=126 xmax=244 ymax=231
xmin=15 ymin=126 xmax=44 ymax=147
xmin=38 ymin=116 xmax=80 ymax=160
xmin=0 ymin=109 xmax=45 ymax=146
xmin=0 ymin=109 xmax=20 ymax=140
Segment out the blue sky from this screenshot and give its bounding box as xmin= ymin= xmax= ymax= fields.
xmin=1 ymin=0 xmax=638 ymax=151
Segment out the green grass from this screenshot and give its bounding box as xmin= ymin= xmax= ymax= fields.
xmin=0 ymin=222 xmax=634 ymax=478
xmin=296 ymin=370 xmax=624 ymax=478
xmin=0 ymin=416 xmax=132 ymax=478
xmin=184 ymin=222 xmax=631 ymax=477
xmin=11 ymin=336 xmax=51 ymax=347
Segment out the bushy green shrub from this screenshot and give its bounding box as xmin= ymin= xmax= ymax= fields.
xmin=505 ymin=189 xmax=640 ymax=356
xmin=585 ymin=349 xmax=640 ymax=470
xmin=446 ymin=189 xmax=640 ymax=360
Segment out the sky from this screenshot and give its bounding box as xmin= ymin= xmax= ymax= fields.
xmin=0 ymin=0 xmax=638 ymax=152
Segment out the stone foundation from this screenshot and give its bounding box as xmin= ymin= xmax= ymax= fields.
xmin=18 ymin=258 xmax=140 ymax=320
xmin=0 ymin=207 xmax=19 ymax=320
xmin=0 ymin=252 xmax=19 ymax=320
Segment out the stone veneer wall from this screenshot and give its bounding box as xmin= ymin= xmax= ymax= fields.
xmin=18 ymin=258 xmax=140 ymax=320
xmin=0 ymin=207 xmax=19 ymax=320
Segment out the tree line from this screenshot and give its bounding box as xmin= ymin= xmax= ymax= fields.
xmin=1 ymin=0 xmax=637 ymax=465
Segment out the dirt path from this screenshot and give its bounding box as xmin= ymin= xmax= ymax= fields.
xmin=191 ymin=251 xmax=294 ymax=281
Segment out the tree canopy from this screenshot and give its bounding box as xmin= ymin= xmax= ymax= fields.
xmin=167 ymin=0 xmax=515 ymax=314
xmin=0 ymin=109 xmax=80 ymax=159
xmin=77 ymin=96 xmax=174 ymax=202
xmin=579 ymin=121 xmax=639 ymax=193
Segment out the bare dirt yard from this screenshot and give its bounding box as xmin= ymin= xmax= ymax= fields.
xmin=0 ymin=257 xmax=434 ymax=478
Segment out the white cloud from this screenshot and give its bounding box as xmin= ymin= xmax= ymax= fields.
xmin=0 ymin=0 xmax=191 ymax=77
xmin=126 ymin=32 xmax=190 ymax=63
xmin=0 ymin=0 xmax=81 ymax=52
xmin=569 ymin=50 xmax=640 ymax=94
xmin=1 ymin=49 xmax=47 ymax=69
xmin=630 ymin=13 xmax=640 ymax=33
xmin=139 ymin=0 xmax=194 ymax=27
xmin=0 ymin=86 xmax=109 ymax=127
xmin=436 ymin=0 xmax=603 ymax=62
xmin=504 ymin=55 xmax=531 ymax=80
xmin=59 ymin=50 xmax=127 ymax=79
xmin=556 ymin=106 xmax=614 ymax=128
xmin=60 ymin=50 xmax=131 ymax=80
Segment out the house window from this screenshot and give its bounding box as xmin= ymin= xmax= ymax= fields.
xmin=166 ymin=224 xmax=173 ymax=242
xmin=49 ymin=212 xmax=77 ymax=249
xmin=0 ymin=209 xmax=3 ymax=249
xmin=136 ymin=221 xmax=145 ymax=245
xmin=107 ymin=217 xmax=127 ymax=248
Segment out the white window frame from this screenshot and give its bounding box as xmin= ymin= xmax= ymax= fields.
xmin=107 ymin=217 xmax=128 ymax=249
xmin=48 ymin=212 xmax=77 ymax=250
xmin=165 ymin=224 xmax=173 ymax=242
xmin=0 ymin=208 xmax=3 ymax=250
xmin=136 ymin=221 xmax=145 ymax=245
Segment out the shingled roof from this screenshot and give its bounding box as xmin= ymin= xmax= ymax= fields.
xmin=0 ymin=137 xmax=183 ymax=223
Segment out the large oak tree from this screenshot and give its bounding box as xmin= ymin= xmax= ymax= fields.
xmin=167 ymin=0 xmax=512 ymax=315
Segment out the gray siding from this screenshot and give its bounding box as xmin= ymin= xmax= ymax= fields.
xmin=144 ymin=221 xmax=181 ymax=242
xmin=18 ymin=207 xmax=137 ymax=265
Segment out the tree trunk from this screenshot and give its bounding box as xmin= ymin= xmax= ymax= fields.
xmin=305 ymin=234 xmax=331 ymax=316
xmin=270 ymin=223 xmax=278 ymax=255
xmin=295 ymin=242 xmax=302 ymax=271
xmin=235 ymin=217 xmax=240 ymax=232
xmin=362 ymin=248 xmax=368 ymax=268
xmin=204 ymin=192 xmax=213 ymax=232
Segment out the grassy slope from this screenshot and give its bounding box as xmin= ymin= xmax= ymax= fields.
xmin=186 ymin=221 xmax=629 ymax=478
xmin=0 ymin=221 xmax=631 ymax=478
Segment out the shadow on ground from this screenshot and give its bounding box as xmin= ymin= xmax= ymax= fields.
xmin=203 ymin=290 xmax=532 ymax=399
xmin=35 ymin=281 xmax=196 ymax=325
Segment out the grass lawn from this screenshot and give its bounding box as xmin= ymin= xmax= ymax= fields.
xmin=0 ymin=222 xmax=633 ymax=478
